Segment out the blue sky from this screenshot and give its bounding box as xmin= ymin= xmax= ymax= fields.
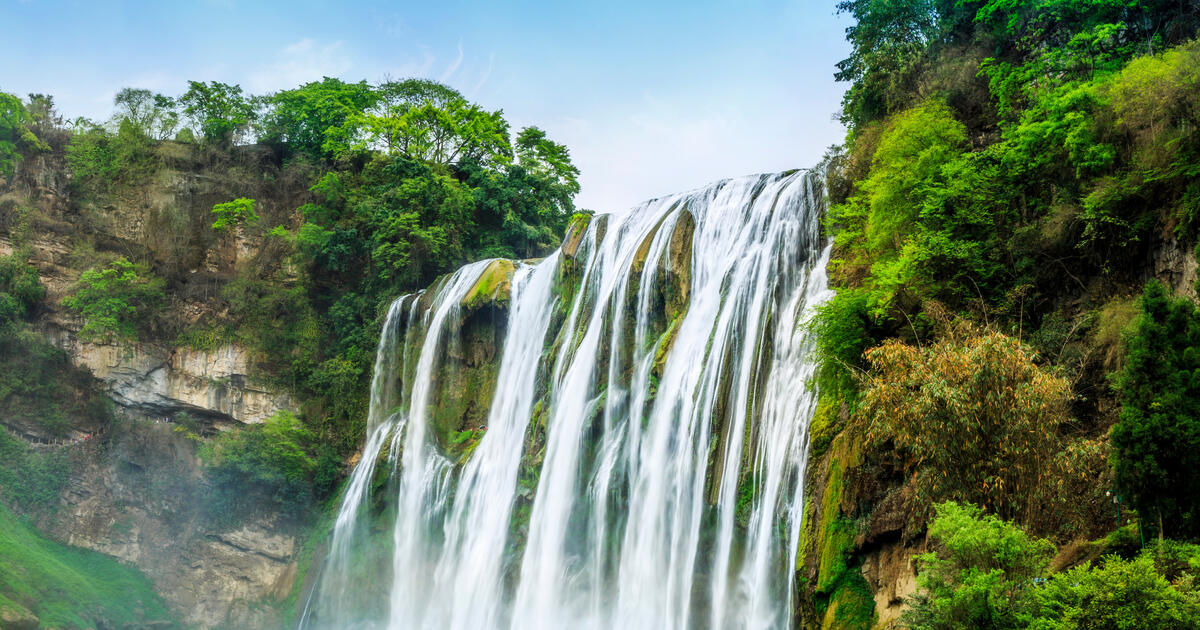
xmin=1 ymin=1 xmax=852 ymax=212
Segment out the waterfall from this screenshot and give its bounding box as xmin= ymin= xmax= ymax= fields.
xmin=298 ymin=169 xmax=833 ymax=630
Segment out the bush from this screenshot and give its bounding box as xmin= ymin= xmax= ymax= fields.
xmin=62 ymin=257 xmax=165 ymax=342
xmin=0 ymin=254 xmax=44 ymax=320
xmin=905 ymin=501 xmax=1200 ymax=630
xmin=211 ymin=197 xmax=259 ymax=232
xmin=860 ymin=329 xmax=1071 ymax=522
xmin=201 ymin=411 xmax=320 ymax=521
xmin=1034 ymin=553 xmax=1200 ymax=629
xmin=904 ymin=501 xmax=1054 ymax=630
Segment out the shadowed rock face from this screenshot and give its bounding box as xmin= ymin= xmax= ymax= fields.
xmin=45 ymin=421 xmax=302 ymax=629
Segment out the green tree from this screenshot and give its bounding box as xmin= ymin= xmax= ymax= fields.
xmin=24 ymin=93 xmax=61 ymax=138
xmin=1111 ymin=280 xmax=1200 ymax=539
xmin=202 ymin=410 xmax=320 ymax=516
xmin=0 ymin=254 xmax=46 ymax=322
xmin=0 ymin=91 xmax=31 ymax=177
xmin=261 ymin=77 xmax=377 ymax=160
xmin=211 ymin=197 xmax=260 ymax=232
xmin=903 ymin=501 xmax=1054 ymax=630
xmin=178 ymin=81 xmax=255 ymax=145
xmin=1033 ymin=553 xmax=1200 ymax=630
xmin=358 ymin=79 xmax=511 ymax=166
xmin=62 ymin=257 xmax=165 ymax=342
xmin=113 ymin=88 xmax=179 ymax=140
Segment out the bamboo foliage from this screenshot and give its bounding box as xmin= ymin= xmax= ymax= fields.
xmin=859 ymin=329 xmax=1071 ymax=523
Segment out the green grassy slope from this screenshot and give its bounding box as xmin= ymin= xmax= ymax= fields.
xmin=0 ymin=502 xmax=177 ymax=629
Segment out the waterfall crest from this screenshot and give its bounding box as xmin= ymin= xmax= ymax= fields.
xmin=299 ymin=169 xmax=833 ymax=630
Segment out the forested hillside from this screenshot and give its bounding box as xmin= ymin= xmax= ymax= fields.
xmin=805 ymin=1 xmax=1200 ymax=627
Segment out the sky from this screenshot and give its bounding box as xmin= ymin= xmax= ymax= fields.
xmin=0 ymin=0 xmax=852 ymax=213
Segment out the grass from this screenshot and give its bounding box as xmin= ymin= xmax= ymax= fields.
xmin=0 ymin=502 xmax=178 ymax=629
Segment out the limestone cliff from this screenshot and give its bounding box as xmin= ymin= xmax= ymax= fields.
xmin=0 ymin=146 xmax=310 ymax=628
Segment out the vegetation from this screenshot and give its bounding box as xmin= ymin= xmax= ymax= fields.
xmin=813 ymin=2 xmax=1200 ymax=627
xmin=860 ymin=328 xmax=1071 ymax=523
xmin=904 ymin=502 xmax=1200 ymax=630
xmin=211 ymin=197 xmax=259 ymax=232
xmin=201 ymin=411 xmax=344 ymax=521
xmin=1111 ymin=281 xmax=1200 ymax=539
xmin=62 ymin=257 xmax=165 ymax=342
xmin=0 ymin=501 xmax=177 ymax=629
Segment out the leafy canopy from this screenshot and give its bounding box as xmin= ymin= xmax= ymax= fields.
xmin=179 ymin=80 xmax=255 ymax=144
xmin=211 ymin=198 xmax=260 ymax=232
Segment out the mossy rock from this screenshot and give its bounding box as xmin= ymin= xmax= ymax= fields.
xmin=661 ymin=209 xmax=694 ymax=320
xmin=820 ymin=569 xmax=876 ymax=630
xmin=561 ymin=213 xmax=592 ymax=260
xmin=462 ymin=259 xmax=516 ymax=312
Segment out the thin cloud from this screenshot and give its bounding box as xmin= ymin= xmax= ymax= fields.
xmin=440 ymin=39 xmax=464 ymax=82
xmin=469 ymin=52 xmax=494 ymax=96
xmin=247 ymin=38 xmax=352 ymax=93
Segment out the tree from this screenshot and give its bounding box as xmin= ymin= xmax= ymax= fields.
xmin=860 ymin=329 xmax=1071 ymax=522
xmin=1111 ymin=280 xmax=1200 ymax=539
xmin=113 ymin=88 xmax=179 ymax=140
xmin=514 ymin=126 xmax=581 ymax=211
xmin=904 ymin=502 xmax=1200 ymax=630
xmin=358 ymin=79 xmax=511 ymax=167
xmin=903 ymin=501 xmax=1054 ymax=630
xmin=1033 ymin=554 xmax=1200 ymax=629
xmin=261 ymin=77 xmax=377 ymax=160
xmin=178 ymin=81 xmax=255 ymax=145
xmin=211 ymin=198 xmax=260 ymax=232
xmin=62 ymin=258 xmax=165 ymax=342
xmin=0 ymin=92 xmax=31 ymax=177
xmin=24 ymin=93 xmax=61 ymax=138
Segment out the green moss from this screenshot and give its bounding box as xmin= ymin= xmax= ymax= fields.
xmin=462 ymin=259 xmax=515 ymax=311
xmin=821 ymin=568 xmax=876 ymax=630
xmin=814 ymin=432 xmax=864 ymax=594
xmin=808 ymin=398 xmax=838 ymax=460
xmin=0 ymin=502 xmax=177 ymax=629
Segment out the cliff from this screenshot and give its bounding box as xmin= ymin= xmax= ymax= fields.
xmin=0 ymin=142 xmax=312 ymax=628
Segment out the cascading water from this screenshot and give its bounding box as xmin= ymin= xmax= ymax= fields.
xmin=298 ymin=169 xmax=833 ymax=630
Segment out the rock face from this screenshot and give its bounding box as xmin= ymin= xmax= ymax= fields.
xmin=2 ymin=230 xmax=294 ymax=428
xmin=44 ymin=331 xmax=293 ymax=426
xmin=1 ymin=153 xmax=305 ymax=628
xmin=46 ymin=421 xmax=301 ymax=629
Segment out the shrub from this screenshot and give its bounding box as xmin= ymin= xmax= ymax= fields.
xmin=0 ymin=254 xmax=44 ymax=320
xmin=211 ymin=197 xmax=259 ymax=232
xmin=62 ymin=257 xmax=165 ymax=342
xmin=1033 ymin=553 xmax=1200 ymax=629
xmin=860 ymin=329 xmax=1071 ymax=522
xmin=201 ymin=411 xmax=320 ymax=521
xmin=904 ymin=501 xmax=1054 ymax=630
xmin=905 ymin=502 xmax=1200 ymax=630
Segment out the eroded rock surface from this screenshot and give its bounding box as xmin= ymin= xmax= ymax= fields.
xmin=47 ymin=422 xmax=300 ymax=629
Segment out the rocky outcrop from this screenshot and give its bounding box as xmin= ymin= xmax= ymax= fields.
xmin=43 ymin=332 xmax=293 ymax=426
xmin=1153 ymin=237 xmax=1199 ymax=299
xmin=47 ymin=421 xmax=301 ymax=629
xmin=1 ymin=232 xmax=294 ymax=428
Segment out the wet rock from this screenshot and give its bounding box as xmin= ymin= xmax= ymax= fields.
xmin=462 ymin=259 xmax=516 ymax=311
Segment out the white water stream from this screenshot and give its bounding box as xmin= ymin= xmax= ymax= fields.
xmin=299 ymin=170 xmax=832 ymax=630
